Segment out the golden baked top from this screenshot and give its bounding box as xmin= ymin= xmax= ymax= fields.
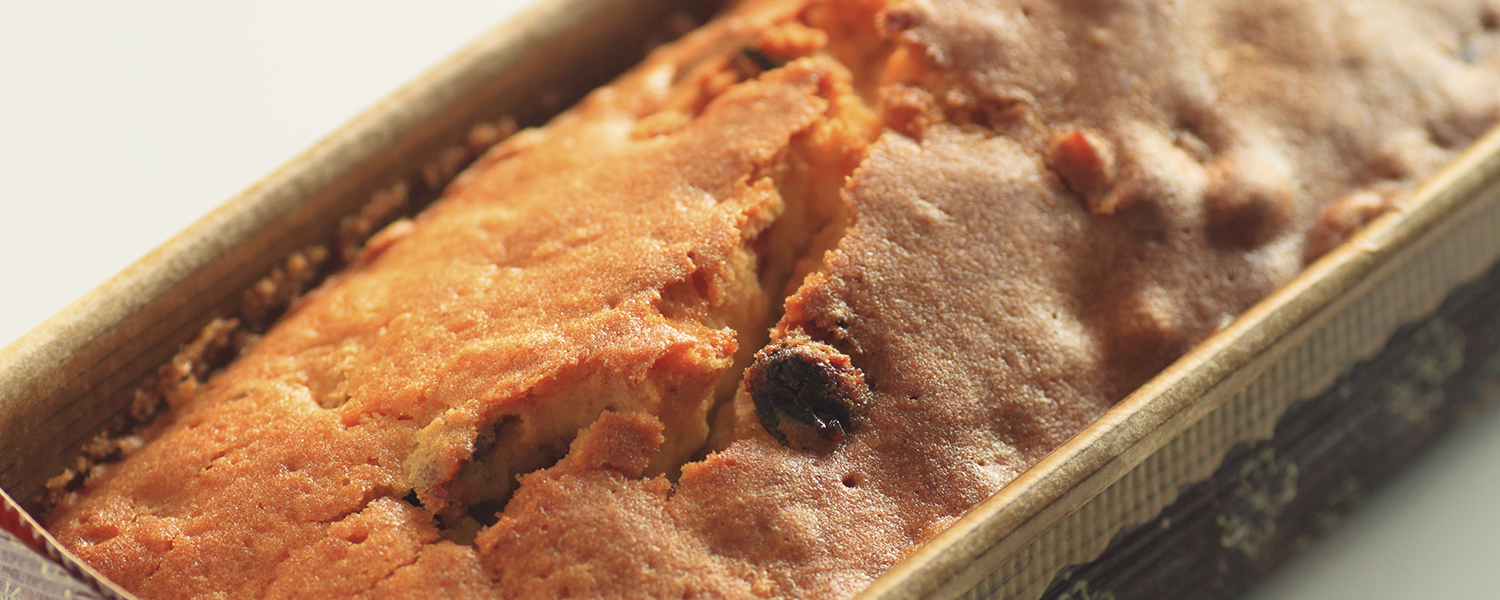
xmin=46 ymin=0 xmax=1500 ymax=598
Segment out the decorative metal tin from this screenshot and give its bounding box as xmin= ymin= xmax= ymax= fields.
xmin=1 ymin=1 xmax=1498 ymax=598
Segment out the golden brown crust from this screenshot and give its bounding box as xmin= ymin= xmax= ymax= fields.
xmin=44 ymin=0 xmax=1500 ymax=598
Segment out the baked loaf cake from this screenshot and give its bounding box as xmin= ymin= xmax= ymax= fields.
xmin=46 ymin=0 xmax=1500 ymax=597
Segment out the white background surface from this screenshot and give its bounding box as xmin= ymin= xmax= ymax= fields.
xmin=0 ymin=2 xmax=1496 ymax=598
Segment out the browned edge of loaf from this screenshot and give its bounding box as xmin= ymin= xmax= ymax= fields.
xmin=0 ymin=0 xmax=724 ymax=568
xmin=859 ymin=125 xmax=1500 ymax=600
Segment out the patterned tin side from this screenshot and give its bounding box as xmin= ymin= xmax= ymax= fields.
xmin=1040 ymin=253 xmax=1500 ymax=600
xmin=1 ymin=487 xmax=128 ymax=600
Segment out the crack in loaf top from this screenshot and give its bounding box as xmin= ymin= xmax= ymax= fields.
xmin=43 ymin=0 xmax=1500 ymax=598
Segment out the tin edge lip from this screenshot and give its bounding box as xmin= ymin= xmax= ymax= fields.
xmin=861 ymin=125 xmax=1500 ymax=600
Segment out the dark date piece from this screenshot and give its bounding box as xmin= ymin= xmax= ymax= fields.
xmin=744 ymin=339 xmax=868 ymax=453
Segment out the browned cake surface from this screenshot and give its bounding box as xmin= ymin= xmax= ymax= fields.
xmin=46 ymin=0 xmax=1500 ymax=598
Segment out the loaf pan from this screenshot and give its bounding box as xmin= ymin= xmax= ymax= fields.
xmin=2 ymin=1 xmax=1498 ymax=598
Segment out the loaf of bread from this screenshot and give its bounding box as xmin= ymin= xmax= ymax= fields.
xmin=45 ymin=0 xmax=1500 ymax=597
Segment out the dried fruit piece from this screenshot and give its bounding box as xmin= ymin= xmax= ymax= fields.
xmin=1303 ymin=191 xmax=1390 ymax=263
xmin=1046 ymin=129 xmax=1118 ymax=213
xmin=744 ymin=338 xmax=868 ymax=453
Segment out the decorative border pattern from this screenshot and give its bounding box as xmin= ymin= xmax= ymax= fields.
xmin=1038 ymin=252 xmax=1500 ymax=600
xmin=1 ymin=487 xmax=122 ymax=599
